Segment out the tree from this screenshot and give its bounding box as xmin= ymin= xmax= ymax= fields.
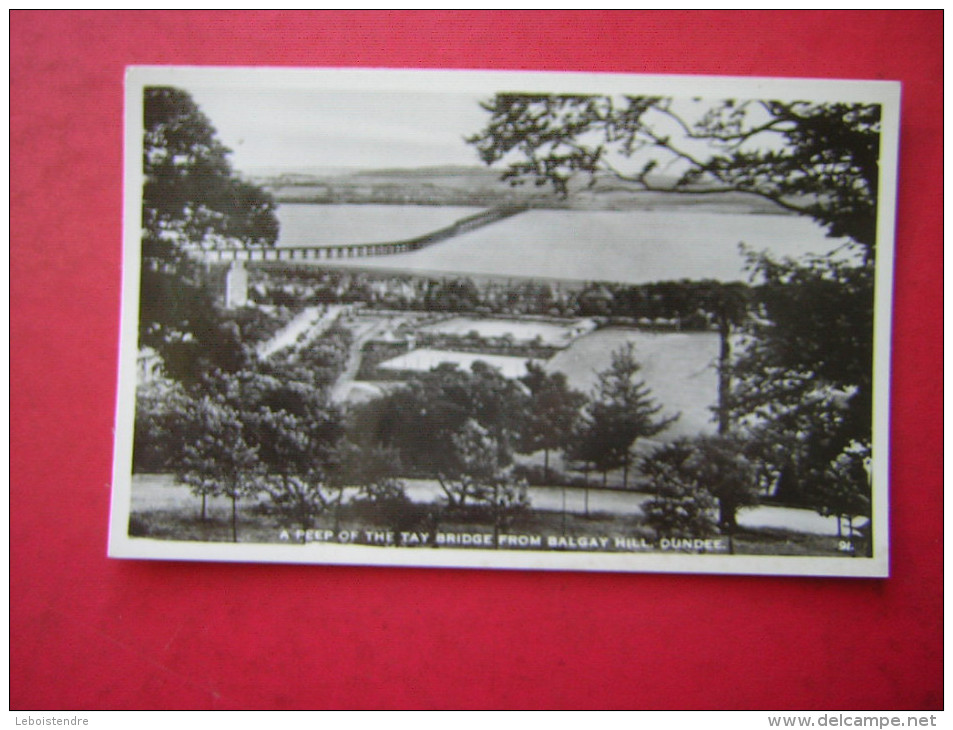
xmin=641 ymin=435 xmax=760 ymax=553
xmin=142 ymin=87 xmax=279 ymax=265
xmin=251 ymin=404 xmax=336 ymax=533
xmin=640 ymin=442 xmax=719 ymax=540
xmin=563 ymin=417 xmax=613 ymax=518
xmin=469 ymin=92 xmax=882 ymax=549
xmin=813 ymin=440 xmax=872 ymax=555
xmin=517 ymin=362 xmax=588 ymax=482
xmin=730 ymin=254 xmax=874 ymax=507
xmin=437 ymin=420 xmax=530 ymax=544
xmin=467 ymin=95 xmax=881 ymax=254
xmin=696 ymin=281 xmax=750 ymax=435
xmin=348 ymin=365 xmax=470 ymax=477
xmin=175 ymin=393 xmax=261 ymax=541
xmin=330 ymin=441 xmax=406 ymax=502
xmin=438 ymin=419 xmax=503 ymax=508
xmin=140 ymin=86 xmax=279 ymax=383
xmin=682 ymin=435 xmax=761 ymax=553
xmin=132 ymin=380 xmax=193 ymax=472
xmin=424 ymin=277 xmax=482 ymax=312
xmin=210 ymin=371 xmax=345 ymax=533
xmin=585 ymin=344 xmax=678 ymax=489
xmin=329 ymin=441 xmax=413 ymax=538
xmin=348 ymin=362 xmax=529 ymax=478
xmin=569 ymin=401 xmax=626 ymax=488
xmin=261 ymin=473 xmax=334 ymax=537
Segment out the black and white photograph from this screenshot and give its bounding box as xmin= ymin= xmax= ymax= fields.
xmin=109 ymin=67 xmax=899 ymax=576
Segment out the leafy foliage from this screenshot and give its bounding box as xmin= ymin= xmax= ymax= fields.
xmin=155 ymin=369 xmax=346 ymax=534
xmin=260 ymin=474 xmax=334 ymax=533
xmin=174 ymin=392 xmax=262 ymax=539
xmin=176 ymin=394 xmax=260 ymax=499
xmin=640 ymin=435 xmax=760 ymax=547
xmin=143 ymin=86 xmax=278 ymax=262
xmin=348 ymin=361 xmax=530 ymax=477
xmin=682 ymin=434 xmax=761 ymax=532
xmin=435 ymin=419 xmax=498 ymax=507
xmin=208 ymin=370 xmax=345 ymax=477
xmin=731 ymin=255 xmax=874 ymax=506
xmin=140 ymin=86 xmax=279 ymax=383
xmin=132 ymin=380 xmax=193 ymax=472
xmin=696 ymin=281 xmax=750 ymax=434
xmin=468 ymin=95 xmax=881 ymax=252
xmin=641 ymin=443 xmax=719 ymax=539
xmin=437 ymin=420 xmax=530 ymax=527
xmin=812 ymin=440 xmax=872 ymax=555
xmin=517 ymin=362 xmax=587 ymax=481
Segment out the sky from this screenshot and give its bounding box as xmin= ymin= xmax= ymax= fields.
xmin=185 ymin=85 xmax=493 ymax=175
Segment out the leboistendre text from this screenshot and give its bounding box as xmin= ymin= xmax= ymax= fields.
xmin=16 ymin=718 xmax=88 ymax=726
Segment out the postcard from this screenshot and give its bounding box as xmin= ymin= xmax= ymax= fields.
xmin=109 ymin=66 xmax=899 ymax=576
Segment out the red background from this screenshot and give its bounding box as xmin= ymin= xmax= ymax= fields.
xmin=10 ymin=11 xmax=943 ymax=710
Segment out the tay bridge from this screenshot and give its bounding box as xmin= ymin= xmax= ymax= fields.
xmin=194 ymin=203 xmax=528 ymax=265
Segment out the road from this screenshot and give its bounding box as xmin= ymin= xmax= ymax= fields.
xmin=132 ymin=474 xmax=855 ymax=537
xmin=401 ymin=480 xmax=852 ymax=536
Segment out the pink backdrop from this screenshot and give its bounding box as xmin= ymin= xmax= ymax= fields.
xmin=10 ymin=11 xmax=942 ymax=710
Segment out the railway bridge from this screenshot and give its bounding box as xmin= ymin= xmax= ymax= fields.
xmin=193 ymin=203 xmax=528 ymax=265
xmin=194 ymin=203 xmax=529 ymax=308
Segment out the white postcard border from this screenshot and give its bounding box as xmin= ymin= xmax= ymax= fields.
xmin=110 ymin=66 xmax=899 ymax=578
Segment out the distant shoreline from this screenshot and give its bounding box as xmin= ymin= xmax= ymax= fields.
xmin=254 ymin=165 xmax=795 ymax=215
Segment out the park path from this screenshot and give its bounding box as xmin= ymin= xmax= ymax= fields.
xmin=328 ymin=317 xmax=387 ymax=404
xmin=329 ymin=314 xmax=416 ymax=404
xmin=132 ymin=474 xmax=850 ymax=537
xmin=401 ymin=480 xmax=847 ymax=536
xmin=256 ymin=305 xmax=345 ymax=359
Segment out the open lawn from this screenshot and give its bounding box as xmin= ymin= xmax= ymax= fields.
xmin=359 ymin=325 xmax=720 ymax=443
xmin=546 ymin=328 xmax=720 ymax=440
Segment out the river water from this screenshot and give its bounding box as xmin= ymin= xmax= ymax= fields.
xmin=275 ymin=204 xmax=852 ymax=285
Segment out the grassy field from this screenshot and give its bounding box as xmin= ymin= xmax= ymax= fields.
xmin=361 ymin=325 xmax=720 ymax=443
xmin=546 ymin=328 xmax=720 ymax=440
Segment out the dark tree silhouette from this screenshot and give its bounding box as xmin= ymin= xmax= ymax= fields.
xmin=517 ymin=362 xmax=587 ymax=482
xmin=140 ymin=86 xmax=279 ymax=383
xmin=696 ymin=281 xmax=750 ymax=435
xmin=641 ymin=435 xmax=760 ymax=554
xmin=199 ymin=371 xmax=344 ymax=534
xmin=814 ymin=441 xmax=872 ymax=556
xmin=731 ymin=254 xmax=874 ymax=509
xmin=348 ymin=362 xmax=529 ymax=479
